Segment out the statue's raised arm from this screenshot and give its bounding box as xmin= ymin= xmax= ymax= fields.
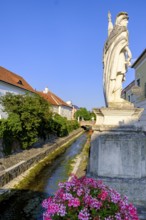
xmin=103 ymin=12 xmax=132 ymax=107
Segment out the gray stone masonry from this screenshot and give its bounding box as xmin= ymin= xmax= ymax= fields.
xmin=0 ymin=128 xmax=83 ymax=187
xmin=88 ymin=126 xmax=146 ymax=179
xmin=87 ymin=125 xmax=146 ymax=209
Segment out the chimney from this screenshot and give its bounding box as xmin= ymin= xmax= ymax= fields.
xmin=43 ymin=87 xmax=49 ymax=94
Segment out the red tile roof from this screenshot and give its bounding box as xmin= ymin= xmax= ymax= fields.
xmin=0 ymin=66 xmax=71 ymax=108
xmin=37 ymin=91 xmax=71 ymax=107
xmin=0 ymin=66 xmax=35 ymax=93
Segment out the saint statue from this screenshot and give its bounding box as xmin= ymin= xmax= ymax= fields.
xmin=103 ymin=12 xmax=132 ymax=107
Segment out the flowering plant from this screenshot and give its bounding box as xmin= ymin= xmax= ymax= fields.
xmin=42 ymin=175 xmax=139 ymax=220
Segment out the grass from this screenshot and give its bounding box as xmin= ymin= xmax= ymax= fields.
xmin=14 ymin=132 xmax=84 ymax=190
xmin=69 ymin=130 xmax=92 ymax=178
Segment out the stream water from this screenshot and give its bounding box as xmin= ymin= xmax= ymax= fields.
xmin=0 ymin=133 xmax=88 ymax=220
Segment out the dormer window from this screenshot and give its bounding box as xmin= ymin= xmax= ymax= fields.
xmin=17 ymin=80 xmax=23 ymax=85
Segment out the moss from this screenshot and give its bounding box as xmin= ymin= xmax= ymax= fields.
xmin=14 ymin=132 xmax=84 ymax=190
xmin=70 ymin=131 xmax=92 ymax=178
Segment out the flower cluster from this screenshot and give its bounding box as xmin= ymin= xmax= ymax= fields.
xmin=42 ymin=175 xmax=139 ymax=220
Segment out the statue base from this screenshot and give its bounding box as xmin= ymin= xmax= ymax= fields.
xmin=93 ymin=107 xmax=143 ymax=127
xmin=108 ymin=99 xmax=134 ymax=109
xmin=87 ymin=106 xmax=146 ymax=204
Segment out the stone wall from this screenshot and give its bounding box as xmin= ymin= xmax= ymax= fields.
xmin=0 ymin=128 xmax=83 ymax=187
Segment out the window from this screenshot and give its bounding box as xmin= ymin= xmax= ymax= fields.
xmin=17 ymin=80 xmax=23 ymax=85
xmin=128 ymin=95 xmax=130 ymax=102
xmin=131 ymin=94 xmax=134 ymax=102
xmin=124 ymin=91 xmax=126 ymax=99
xmin=137 ymin=79 xmax=140 ymax=87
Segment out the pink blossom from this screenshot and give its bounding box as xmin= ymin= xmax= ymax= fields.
xmin=58 ymin=204 xmax=66 ymax=216
xmin=42 ymin=198 xmax=53 ymax=209
xmin=68 ymin=198 xmax=80 ymax=207
xmin=42 ymin=175 xmax=139 ymax=220
xmin=78 ymin=208 xmax=90 ymax=220
xmin=43 ymin=215 xmax=52 ymax=220
xmin=98 ymin=190 xmax=108 ymax=201
xmin=77 ymin=188 xmax=84 ymax=196
xmin=62 ymin=192 xmax=73 ymax=201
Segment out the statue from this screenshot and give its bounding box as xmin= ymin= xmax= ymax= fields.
xmin=103 ymin=12 xmax=132 ymax=107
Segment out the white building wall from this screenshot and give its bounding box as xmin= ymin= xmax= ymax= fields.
xmin=51 ymin=105 xmax=72 ymax=120
xmin=0 ymin=81 xmax=72 ymax=120
xmin=0 ymin=81 xmax=33 ymax=118
xmin=52 ymin=106 xmax=59 ymax=114
xmin=59 ymin=106 xmax=72 ymax=120
xmin=134 ymin=99 xmax=146 ymax=131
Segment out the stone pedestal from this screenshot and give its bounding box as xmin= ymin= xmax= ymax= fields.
xmin=87 ymin=107 xmax=146 ymax=204
xmin=88 ymin=125 xmax=146 ymax=179
xmin=93 ymin=107 xmax=143 ymax=126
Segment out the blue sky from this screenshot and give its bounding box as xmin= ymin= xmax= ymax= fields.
xmin=0 ymin=0 xmax=146 ymax=110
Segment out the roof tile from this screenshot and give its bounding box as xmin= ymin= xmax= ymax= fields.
xmin=36 ymin=91 xmax=71 ymax=107
xmin=0 ymin=66 xmax=35 ymax=93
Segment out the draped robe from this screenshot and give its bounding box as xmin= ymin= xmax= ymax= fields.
xmin=103 ymin=25 xmax=129 ymax=106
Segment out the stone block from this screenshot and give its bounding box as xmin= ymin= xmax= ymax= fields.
xmin=93 ymin=107 xmax=144 ymax=127
xmin=88 ymin=129 xmax=146 ymax=178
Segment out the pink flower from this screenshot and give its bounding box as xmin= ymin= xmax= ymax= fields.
xmin=77 ymin=188 xmax=84 ymax=196
xmin=98 ymin=190 xmax=108 ymax=201
xmin=68 ymin=198 xmax=80 ymax=207
xmin=43 ymin=215 xmax=52 ymax=220
xmin=90 ymin=197 xmax=102 ymax=209
xmin=42 ymin=175 xmax=139 ymax=220
xmin=78 ymin=208 xmax=90 ymax=220
xmin=62 ymin=192 xmax=73 ymax=201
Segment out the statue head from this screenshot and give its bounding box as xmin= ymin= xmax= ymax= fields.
xmin=115 ymin=12 xmax=129 ymax=26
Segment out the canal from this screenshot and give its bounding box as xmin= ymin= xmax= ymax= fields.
xmin=0 ymin=133 xmax=88 ymax=220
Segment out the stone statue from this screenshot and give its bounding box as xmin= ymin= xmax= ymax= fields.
xmin=103 ymin=12 xmax=132 ymax=107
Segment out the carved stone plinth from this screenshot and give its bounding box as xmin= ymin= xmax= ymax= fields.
xmin=87 ymin=107 xmax=146 ymax=203
xmin=88 ymin=125 xmax=146 ymax=179
xmin=93 ymin=107 xmax=144 ymax=127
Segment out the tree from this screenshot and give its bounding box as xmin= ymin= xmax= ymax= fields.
xmin=89 ymin=111 xmax=96 ymax=121
xmin=74 ymin=108 xmax=96 ymax=121
xmin=74 ymin=108 xmax=91 ymax=121
xmin=0 ymin=93 xmax=52 ymax=150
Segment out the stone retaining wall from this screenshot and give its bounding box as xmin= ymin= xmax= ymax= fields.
xmin=0 ymin=128 xmax=83 ymax=187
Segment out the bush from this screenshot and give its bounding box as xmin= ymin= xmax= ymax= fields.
xmin=0 ymin=93 xmax=52 ymax=150
xmin=42 ymin=175 xmax=139 ymax=220
xmin=0 ymin=93 xmax=80 ymax=153
xmin=66 ymin=120 xmax=80 ymax=133
xmin=52 ymin=114 xmax=79 ymax=137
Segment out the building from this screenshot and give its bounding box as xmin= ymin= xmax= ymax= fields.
xmin=131 ymin=49 xmax=146 ymax=130
xmin=37 ymin=88 xmax=73 ymax=120
xmin=0 ymin=67 xmax=73 ymax=120
xmin=121 ymin=80 xmax=135 ymax=103
xmin=122 ymin=49 xmax=146 ymax=130
xmin=66 ymin=101 xmax=79 ymax=119
xmin=0 ymin=66 xmax=35 ymax=118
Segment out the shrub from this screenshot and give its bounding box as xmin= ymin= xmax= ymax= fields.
xmin=0 ymin=93 xmax=52 ymax=150
xmin=52 ymin=115 xmax=79 ymax=137
xmin=42 ymin=175 xmax=139 ymax=220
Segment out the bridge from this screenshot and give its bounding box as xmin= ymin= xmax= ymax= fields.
xmin=79 ymin=120 xmax=95 ymax=130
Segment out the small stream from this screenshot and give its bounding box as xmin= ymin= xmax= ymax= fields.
xmin=0 ymin=133 xmax=88 ymax=220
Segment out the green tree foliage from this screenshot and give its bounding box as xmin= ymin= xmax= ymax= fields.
xmin=74 ymin=108 xmax=94 ymax=121
xmin=0 ymin=93 xmax=79 ymax=154
xmin=89 ymin=111 xmax=96 ymax=121
xmin=52 ymin=114 xmax=79 ymax=137
xmin=0 ymin=93 xmax=52 ymax=151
